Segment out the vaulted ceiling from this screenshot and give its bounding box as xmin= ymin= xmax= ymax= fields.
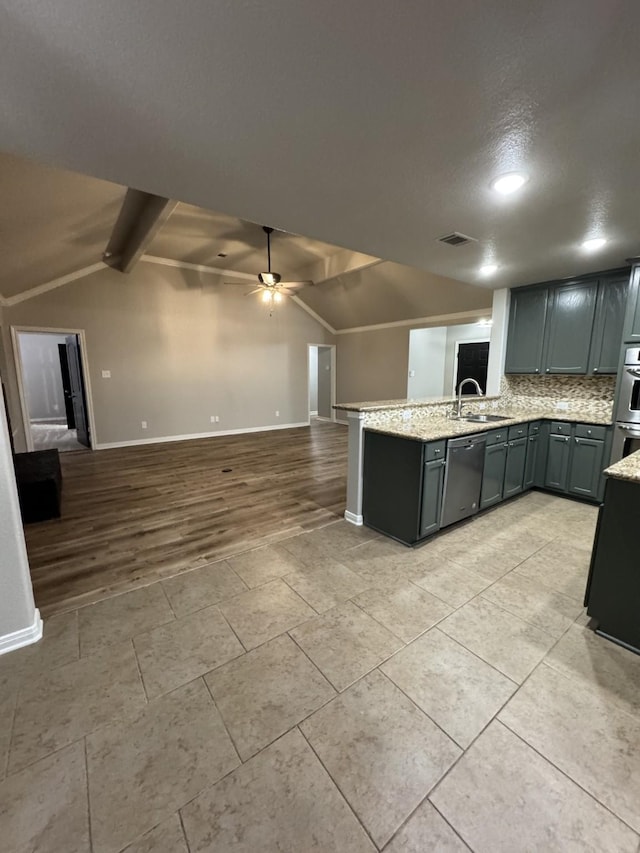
xmin=2 ymin=1 xmax=639 ymax=291
xmin=0 ymin=152 xmax=491 ymax=327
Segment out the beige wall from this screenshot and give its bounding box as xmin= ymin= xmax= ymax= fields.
xmin=3 ymin=263 xmax=334 ymax=448
xmin=336 ymin=326 xmax=411 ymax=403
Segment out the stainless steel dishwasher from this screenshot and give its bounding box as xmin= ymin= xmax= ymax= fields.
xmin=440 ymin=434 xmax=487 ymax=528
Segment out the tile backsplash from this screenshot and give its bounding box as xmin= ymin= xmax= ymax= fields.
xmin=501 ymin=374 xmax=615 ymax=419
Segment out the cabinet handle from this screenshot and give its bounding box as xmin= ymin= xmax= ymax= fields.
xmin=545 ymin=368 xmax=550 ymax=373
xmin=565 ymin=437 xmax=570 ymax=442
xmin=535 ymin=368 xmax=540 ymax=373
xmin=593 ymin=368 xmax=599 ymax=373
xmin=503 ymin=443 xmax=509 ymax=448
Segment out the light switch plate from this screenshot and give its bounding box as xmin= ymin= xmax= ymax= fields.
xmin=556 ymin=401 xmax=569 ymax=410
xmin=101 ymin=370 xmax=111 ymax=379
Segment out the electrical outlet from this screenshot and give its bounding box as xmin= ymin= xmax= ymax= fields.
xmin=101 ymin=370 xmax=111 ymax=379
xmin=215 ymin=416 xmax=220 ymax=423
xmin=478 ymin=402 xmax=486 ymax=410
xmin=402 ymin=410 xmax=411 ymax=421
xmin=275 ymin=410 xmax=280 ymax=417
xmin=210 ymin=416 xmax=216 ymax=423
xmin=141 ymin=421 xmax=147 ymax=429
xmin=556 ymin=401 xmax=569 ymax=410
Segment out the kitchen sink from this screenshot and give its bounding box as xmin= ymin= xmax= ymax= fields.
xmin=464 ymin=414 xmax=511 ymax=423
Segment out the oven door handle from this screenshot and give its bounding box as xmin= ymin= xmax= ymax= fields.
xmin=617 ymin=424 xmax=640 ymax=437
xmin=626 ymin=367 xmax=640 ymax=378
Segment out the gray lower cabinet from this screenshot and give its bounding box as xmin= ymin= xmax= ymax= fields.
xmin=623 ymin=264 xmax=640 ymax=343
xmin=420 ymin=457 xmax=446 ymax=536
xmin=523 ymin=433 xmax=539 ymax=489
xmin=568 ymin=436 xmax=605 ymax=499
xmin=504 ymin=436 xmax=528 ymax=498
xmin=545 ymin=433 xmax=571 ymax=491
xmin=480 ymin=440 xmax=507 ymax=509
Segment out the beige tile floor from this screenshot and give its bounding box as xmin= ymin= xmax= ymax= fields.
xmin=2 ymin=492 xmax=640 ymax=852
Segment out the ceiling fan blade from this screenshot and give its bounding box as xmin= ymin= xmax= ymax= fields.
xmin=246 ymin=288 xmax=264 ymax=295
xmin=279 ymin=280 xmax=313 ymax=289
xmin=223 ymin=280 xmax=257 ymax=286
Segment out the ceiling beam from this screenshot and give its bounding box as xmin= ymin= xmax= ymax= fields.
xmin=104 ymin=189 xmax=177 ymax=273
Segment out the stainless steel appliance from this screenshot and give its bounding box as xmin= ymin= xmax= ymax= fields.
xmin=440 ymin=433 xmax=487 ymax=528
xmin=612 ymin=347 xmax=640 ymax=462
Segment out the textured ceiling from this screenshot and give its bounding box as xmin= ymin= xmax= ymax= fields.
xmin=148 ymin=204 xmax=344 ymax=277
xmin=0 ymin=153 xmax=125 ymax=298
xmin=1 ymin=1 xmax=639 ymax=289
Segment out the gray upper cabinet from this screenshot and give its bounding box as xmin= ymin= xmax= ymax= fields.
xmin=588 ymin=275 xmax=629 ymax=373
xmin=542 ymin=280 xmax=598 ymax=374
xmin=623 ymin=265 xmax=640 ymax=343
xmin=507 ymin=268 xmax=631 ymax=375
xmin=505 ymin=287 xmax=548 ymax=374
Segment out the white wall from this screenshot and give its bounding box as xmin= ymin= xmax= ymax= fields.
xmin=308 ymin=346 xmax=318 ymax=413
xmin=444 ymin=323 xmax=491 ymax=394
xmin=407 ymin=327 xmax=447 ymax=398
xmin=18 ymin=332 xmax=68 ymax=422
xmin=317 ymin=346 xmax=333 ymax=418
xmin=0 ymin=379 xmax=40 ymax=651
xmin=4 ymin=263 xmax=334 ymax=449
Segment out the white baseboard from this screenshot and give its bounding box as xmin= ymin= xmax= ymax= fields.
xmin=94 ymin=421 xmax=311 ymax=450
xmin=0 ymin=608 xmax=43 ymax=656
xmin=344 ymin=510 xmax=363 ymax=526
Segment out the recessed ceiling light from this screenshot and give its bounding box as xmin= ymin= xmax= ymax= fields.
xmin=490 ymin=172 xmax=528 ymax=195
xmin=479 ymin=264 xmax=498 ymax=276
xmin=581 ymin=237 xmax=607 ymax=252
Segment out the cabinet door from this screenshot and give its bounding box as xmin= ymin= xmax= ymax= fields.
xmin=523 ymin=434 xmax=539 ymax=490
xmin=543 ymin=280 xmax=598 ymax=374
xmin=545 ymin=434 xmax=571 ymax=491
xmin=504 ymin=437 xmax=527 ymax=498
xmin=623 ymin=267 xmax=640 ymax=343
xmin=420 ymin=458 xmax=445 ymax=537
xmin=568 ymin=437 xmax=605 ymax=500
xmin=588 ymin=276 xmax=629 ymax=374
xmin=505 ymin=287 xmax=549 ymax=374
xmin=480 ymin=441 xmax=507 ymax=509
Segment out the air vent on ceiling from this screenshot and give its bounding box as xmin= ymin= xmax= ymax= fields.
xmin=438 ymin=232 xmax=477 ymax=247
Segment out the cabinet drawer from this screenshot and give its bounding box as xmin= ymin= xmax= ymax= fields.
xmin=485 ymin=429 xmax=508 ymax=446
xmin=425 ymin=440 xmax=446 ymax=462
xmin=508 ymin=423 xmax=528 ymax=440
xmin=528 ymin=421 xmax=542 ymax=436
xmin=575 ymin=423 xmax=607 ymax=441
xmin=550 ymin=421 xmax=572 ymax=435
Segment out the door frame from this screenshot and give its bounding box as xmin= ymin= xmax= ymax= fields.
xmin=307 ymin=343 xmax=336 ymax=424
xmin=11 ymin=325 xmax=97 ymax=452
xmin=451 ymin=337 xmax=491 ymax=395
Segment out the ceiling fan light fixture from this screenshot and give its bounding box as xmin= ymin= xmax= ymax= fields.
xmin=259 ymin=271 xmax=280 ymax=286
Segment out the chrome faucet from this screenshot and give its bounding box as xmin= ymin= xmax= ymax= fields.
xmin=455 ymin=378 xmax=484 ymax=418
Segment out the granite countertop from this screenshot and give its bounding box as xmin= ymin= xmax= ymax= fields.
xmin=604 ymin=450 xmax=640 ymax=483
xmin=364 ymin=406 xmax=612 ymax=442
xmin=334 ymin=395 xmax=500 ymax=412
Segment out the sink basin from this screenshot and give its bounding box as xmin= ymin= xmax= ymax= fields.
xmin=464 ymin=414 xmax=511 ymax=423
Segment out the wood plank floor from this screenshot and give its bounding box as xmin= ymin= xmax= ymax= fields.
xmin=24 ymin=421 xmax=348 ymax=615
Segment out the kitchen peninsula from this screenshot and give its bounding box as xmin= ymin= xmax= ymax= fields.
xmin=337 ymin=375 xmax=614 ymax=544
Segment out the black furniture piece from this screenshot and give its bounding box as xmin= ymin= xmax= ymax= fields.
xmin=13 ymin=449 xmax=63 ymax=523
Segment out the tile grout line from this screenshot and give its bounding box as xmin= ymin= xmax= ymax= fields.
xmin=296 ymin=725 xmax=381 ymax=851
xmin=178 ymin=810 xmax=193 ymax=853
xmin=496 ymin=717 xmax=640 ymax=838
xmin=83 ymin=737 xmax=94 ymax=853
xmin=2 ymin=687 xmax=20 ymax=781
xmin=130 ymin=637 xmax=151 ymax=704
xmin=201 ymin=675 xmax=243 ymax=765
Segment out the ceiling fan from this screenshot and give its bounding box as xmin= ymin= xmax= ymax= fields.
xmin=225 ymin=226 xmax=313 ymax=306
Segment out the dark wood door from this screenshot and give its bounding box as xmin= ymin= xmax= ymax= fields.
xmin=65 ymin=335 xmax=90 ymax=447
xmin=58 ymin=344 xmax=76 ymax=428
xmin=455 ymin=341 xmax=489 ymax=394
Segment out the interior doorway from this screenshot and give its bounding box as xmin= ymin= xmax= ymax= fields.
xmin=308 ymin=344 xmax=336 ymax=422
xmin=12 ymin=327 xmax=94 ymax=452
xmin=454 ymin=340 xmax=490 ymax=395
